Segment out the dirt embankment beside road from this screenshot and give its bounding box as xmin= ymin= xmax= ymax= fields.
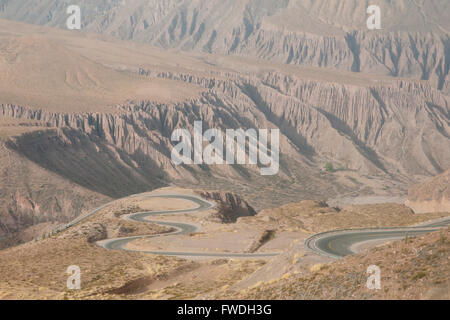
xmin=406 ymin=170 xmax=450 ymax=214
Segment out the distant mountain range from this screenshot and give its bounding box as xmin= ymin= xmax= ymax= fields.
xmin=1 ymin=0 xmax=449 ymax=93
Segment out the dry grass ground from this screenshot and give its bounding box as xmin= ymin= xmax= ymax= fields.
xmin=0 ymin=236 xmax=267 ymax=300
xmin=0 ymin=237 xmax=194 ymax=299
xmin=219 ymin=228 xmax=450 ymax=300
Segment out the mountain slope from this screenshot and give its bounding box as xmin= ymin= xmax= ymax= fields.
xmin=1 ymin=19 xmax=449 ymax=199
xmin=0 ymin=19 xmax=449 ymax=244
xmin=406 ymin=169 xmax=450 ymax=213
xmin=216 ymin=228 xmax=450 ymax=300
xmin=1 ymin=0 xmax=449 ymax=93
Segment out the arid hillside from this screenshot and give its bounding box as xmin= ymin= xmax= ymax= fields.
xmin=0 ymin=18 xmax=449 ymax=243
xmin=1 ymin=0 xmax=449 ymax=93
xmin=0 ymin=188 xmax=447 ymax=300
xmin=406 ymin=169 xmax=450 ymax=213
xmin=0 ymin=21 xmax=202 ymax=112
xmin=0 ymin=137 xmax=111 ymax=248
xmin=0 ymin=189 xmax=270 ymax=299
xmin=0 ymin=2 xmax=448 ymax=302
xmin=217 ymin=228 xmax=450 ymax=300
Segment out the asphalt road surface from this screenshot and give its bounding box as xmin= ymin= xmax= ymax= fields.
xmin=305 ymin=217 xmax=450 ymax=259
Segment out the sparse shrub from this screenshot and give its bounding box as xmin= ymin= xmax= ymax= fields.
xmin=324 ymin=162 xmax=334 ymax=172
xmin=411 ymin=271 xmax=427 ymax=281
xmin=310 ymin=263 xmax=327 ymax=273
xmin=439 ymin=229 xmax=447 ymax=245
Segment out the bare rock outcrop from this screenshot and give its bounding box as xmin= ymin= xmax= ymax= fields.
xmin=196 ymin=191 xmax=257 ymax=223
xmin=62 ymin=222 xmax=108 ymax=243
xmin=245 ymin=229 xmax=276 ymax=253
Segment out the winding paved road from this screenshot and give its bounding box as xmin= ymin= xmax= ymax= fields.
xmin=305 ymin=217 xmax=450 ymax=259
xmin=93 ymin=194 xmax=278 ymax=258
xmin=61 ymin=193 xmax=449 ymax=260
